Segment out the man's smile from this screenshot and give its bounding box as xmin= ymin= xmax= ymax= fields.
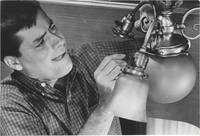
xmin=52 ymin=51 xmax=66 ymax=61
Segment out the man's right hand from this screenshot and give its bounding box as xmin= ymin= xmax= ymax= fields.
xmin=94 ymin=54 xmax=127 ymax=105
xmin=80 ymin=54 xmax=127 ymax=135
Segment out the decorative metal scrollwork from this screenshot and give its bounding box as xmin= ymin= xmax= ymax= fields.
xmin=180 ymin=7 xmax=200 ymax=40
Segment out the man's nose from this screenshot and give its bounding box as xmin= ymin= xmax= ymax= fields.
xmin=46 ymin=32 xmax=65 ymax=49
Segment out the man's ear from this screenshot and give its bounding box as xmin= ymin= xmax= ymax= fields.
xmin=3 ymin=56 xmax=23 ymax=71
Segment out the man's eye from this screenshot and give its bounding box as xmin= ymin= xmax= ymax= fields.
xmin=35 ymin=39 xmax=45 ymax=48
xmin=50 ymin=24 xmax=57 ymax=33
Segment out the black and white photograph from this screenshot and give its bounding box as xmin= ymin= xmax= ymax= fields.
xmin=0 ymin=0 xmax=200 ymax=135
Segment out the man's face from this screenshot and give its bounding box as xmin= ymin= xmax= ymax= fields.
xmin=15 ymin=9 xmax=73 ymax=81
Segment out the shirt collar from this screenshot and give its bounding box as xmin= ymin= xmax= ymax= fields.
xmin=10 ymin=54 xmax=79 ymax=102
xmin=11 ymin=64 xmax=77 ymax=102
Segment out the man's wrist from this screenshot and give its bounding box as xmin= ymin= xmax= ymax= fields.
xmin=96 ymin=104 xmax=114 ymax=118
xmin=79 ymin=104 xmax=114 ymax=135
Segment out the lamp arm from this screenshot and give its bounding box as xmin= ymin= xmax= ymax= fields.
xmin=141 ymin=20 xmax=155 ymax=50
xmin=129 ymin=1 xmax=154 ymax=17
xmin=123 ymin=21 xmax=156 ymax=79
xmin=112 ymin=1 xmax=155 ymax=38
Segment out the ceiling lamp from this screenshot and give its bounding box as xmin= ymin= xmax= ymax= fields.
xmin=112 ymin=0 xmax=199 ymax=104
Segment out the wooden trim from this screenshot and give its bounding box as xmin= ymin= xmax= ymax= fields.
xmin=40 ymin=0 xmax=198 ymax=14
xmin=40 ymin=0 xmax=138 ymax=9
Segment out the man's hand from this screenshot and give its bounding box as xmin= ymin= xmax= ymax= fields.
xmin=79 ymin=54 xmax=127 ymax=135
xmin=94 ymin=54 xmax=127 ymax=105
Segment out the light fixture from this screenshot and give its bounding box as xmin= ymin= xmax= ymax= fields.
xmin=112 ymin=0 xmax=200 ymax=104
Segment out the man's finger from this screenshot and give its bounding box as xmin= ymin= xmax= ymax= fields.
xmin=104 ymin=60 xmax=127 ymax=75
xmin=96 ymin=54 xmax=126 ymax=73
xmin=108 ymin=65 xmax=123 ymax=81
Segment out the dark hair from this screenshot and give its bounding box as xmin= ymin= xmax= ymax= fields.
xmin=1 ymin=0 xmax=41 ymax=61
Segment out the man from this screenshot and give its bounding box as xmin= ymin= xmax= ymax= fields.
xmin=0 ymin=0 xmax=148 ymax=135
